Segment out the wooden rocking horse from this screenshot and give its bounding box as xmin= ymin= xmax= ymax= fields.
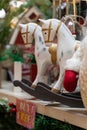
xmin=39 ymin=18 xmax=80 ymax=93
xmin=13 ymin=22 xmax=83 ymax=107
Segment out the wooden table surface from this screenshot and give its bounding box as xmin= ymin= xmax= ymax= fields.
xmin=0 ymin=81 xmax=87 ymax=129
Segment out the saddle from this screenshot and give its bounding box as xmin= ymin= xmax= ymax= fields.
xmin=48 ymin=43 xmax=57 ymax=65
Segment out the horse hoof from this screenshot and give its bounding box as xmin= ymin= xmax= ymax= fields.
xmin=31 ymin=85 xmax=36 ymax=89
xmin=51 ymin=88 xmax=60 ymax=94
xmin=74 ymin=43 xmax=80 ymax=51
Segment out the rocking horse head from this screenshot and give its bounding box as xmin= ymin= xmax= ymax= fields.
xmin=39 ymin=18 xmax=76 ymax=47
xmin=19 ymin=23 xmax=41 ymax=47
xmin=39 ymin=19 xmax=62 ymax=46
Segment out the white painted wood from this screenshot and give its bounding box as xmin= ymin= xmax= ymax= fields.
xmin=14 ymin=62 xmax=22 ymax=92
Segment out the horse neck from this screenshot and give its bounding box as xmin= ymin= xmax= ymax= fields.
xmin=57 ymin=23 xmax=76 ymax=46
xmin=34 ymin=28 xmax=46 ymax=48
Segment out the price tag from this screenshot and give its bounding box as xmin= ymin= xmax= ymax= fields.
xmin=16 ymin=99 xmax=36 ymax=129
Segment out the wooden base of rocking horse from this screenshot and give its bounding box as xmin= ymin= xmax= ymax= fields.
xmin=13 ymin=80 xmax=36 ymax=97
xmin=13 ymin=80 xmax=84 ymax=108
xmin=51 ymin=88 xmax=60 ymax=94
xmin=22 ymin=79 xmax=37 ymax=89
xmin=22 ymin=79 xmax=32 ymax=86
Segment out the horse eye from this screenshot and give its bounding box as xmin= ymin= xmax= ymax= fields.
xmin=44 ymin=32 xmax=47 ymax=35
xmin=23 ymin=35 xmax=25 ymax=37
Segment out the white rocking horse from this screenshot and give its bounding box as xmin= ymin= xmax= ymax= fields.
xmin=19 ymin=22 xmax=52 ymax=88
xmin=39 ymin=18 xmax=80 ymax=93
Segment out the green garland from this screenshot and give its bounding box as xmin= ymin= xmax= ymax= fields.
xmin=34 ymin=114 xmax=84 ymax=130
xmin=0 ymin=45 xmax=25 ymax=62
xmin=6 ymin=45 xmax=25 ymax=62
xmin=28 ymin=53 xmax=36 ymax=64
xmin=0 ymin=98 xmax=27 ymax=130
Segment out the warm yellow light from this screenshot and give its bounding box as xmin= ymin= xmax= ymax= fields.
xmin=10 ymin=17 xmax=19 ymax=29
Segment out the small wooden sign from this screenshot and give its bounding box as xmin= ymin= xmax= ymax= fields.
xmin=16 ymin=99 xmax=36 ymax=129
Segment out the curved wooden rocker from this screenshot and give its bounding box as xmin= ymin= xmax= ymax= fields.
xmin=13 ymin=79 xmax=84 ymax=108
xmin=22 ymin=78 xmax=81 ymax=99
xmin=22 ymin=78 xmax=32 ymax=86
xmin=13 ymin=22 xmax=84 ymax=108
xmin=22 ymin=79 xmax=81 ymax=99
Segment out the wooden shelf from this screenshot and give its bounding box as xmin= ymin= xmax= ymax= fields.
xmin=0 ymin=81 xmax=87 ymax=129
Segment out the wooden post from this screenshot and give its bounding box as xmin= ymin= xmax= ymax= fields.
xmin=53 ymin=0 xmax=56 ymax=18
xmin=14 ymin=61 xmax=22 ymax=92
xmin=66 ymin=0 xmax=69 ymax=15
xmin=53 ymin=0 xmax=59 ymax=18
xmin=73 ymin=0 xmax=76 ymax=16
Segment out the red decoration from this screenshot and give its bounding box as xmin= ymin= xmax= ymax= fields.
xmin=9 ymin=102 xmax=15 ymax=107
xmin=29 ymin=13 xmax=37 ymax=19
xmin=63 ymin=70 xmax=79 ymax=92
xmin=30 ymin=64 xmax=37 ymax=82
xmin=16 ymin=99 xmax=36 ymax=129
xmin=11 ymin=108 xmax=17 ymax=113
xmin=15 ymin=32 xmax=24 ymax=45
xmin=9 ymin=102 xmax=17 ymax=113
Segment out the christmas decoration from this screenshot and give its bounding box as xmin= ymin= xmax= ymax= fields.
xmin=61 ymin=15 xmax=84 ymax=40
xmin=63 ymin=70 xmax=79 ymax=92
xmin=0 ymin=45 xmax=24 ymax=69
xmin=28 ymin=53 xmax=36 ymax=64
xmin=0 ymin=8 xmax=6 ymax=19
xmin=0 ymin=98 xmax=27 ymax=130
xmin=64 ymin=43 xmax=82 ymax=92
xmin=39 ymin=18 xmax=80 ymax=93
xmin=0 ymin=0 xmax=26 ymax=88
xmin=6 ymin=45 xmax=24 ymax=62
xmin=34 ymin=114 xmax=84 ymax=130
xmin=0 ymin=98 xmax=84 ymax=130
xmin=0 ymin=0 xmax=25 ymax=52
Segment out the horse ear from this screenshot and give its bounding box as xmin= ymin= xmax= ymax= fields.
xmin=38 ymin=19 xmax=46 ymax=24
xmin=18 ymin=23 xmax=24 ymax=31
xmin=18 ymin=23 xmax=23 ymax=28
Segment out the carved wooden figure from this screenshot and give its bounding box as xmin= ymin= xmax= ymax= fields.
xmin=39 ymin=18 xmax=80 ymax=93
xmin=13 ymin=22 xmax=85 ymax=108
xmin=19 ymin=23 xmax=52 ymax=88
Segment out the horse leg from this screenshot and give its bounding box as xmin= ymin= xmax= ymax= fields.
xmin=51 ymin=68 xmax=64 ymax=93
xmin=32 ymin=59 xmax=51 ymax=88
